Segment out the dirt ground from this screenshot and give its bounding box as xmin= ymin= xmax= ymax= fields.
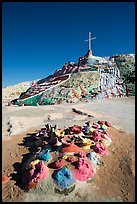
xmin=2 ymin=97 xmax=135 ymax=202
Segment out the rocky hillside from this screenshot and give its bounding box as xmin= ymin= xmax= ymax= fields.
xmin=2 ymin=81 xmax=32 ymax=103
xmin=113 ymin=54 xmax=135 ymax=96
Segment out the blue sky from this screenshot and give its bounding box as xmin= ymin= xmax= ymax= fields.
xmin=2 ymin=2 xmax=135 ymax=87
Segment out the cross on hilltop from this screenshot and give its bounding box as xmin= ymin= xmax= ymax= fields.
xmin=84 ymin=32 xmax=96 ymax=54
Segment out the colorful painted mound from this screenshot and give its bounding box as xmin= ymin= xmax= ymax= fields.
xmin=69 ymin=125 xmax=82 ymax=134
xmin=72 ymin=159 xmax=94 ymax=181
xmin=38 ymin=149 xmax=52 ymax=161
xmin=48 ymin=158 xmax=65 ymax=170
xmin=22 ymin=161 xmax=48 ymax=190
xmin=60 ymin=144 xmax=84 ymax=154
xmin=87 ymin=152 xmax=100 ymax=164
xmin=61 ymin=135 xmax=74 ymax=146
xmin=93 ymin=142 xmax=108 ymax=155
xmin=19 ymin=120 xmax=112 ymax=192
xmin=52 ymin=167 xmax=75 ymax=189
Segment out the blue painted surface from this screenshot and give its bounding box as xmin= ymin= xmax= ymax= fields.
xmin=83 ymin=126 xmax=90 ymax=134
xmin=38 ymin=149 xmax=52 ymax=161
xmin=86 ymin=152 xmax=100 ymax=164
xmin=52 ymin=167 xmax=75 ymax=189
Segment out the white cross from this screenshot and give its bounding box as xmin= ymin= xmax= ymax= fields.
xmin=84 ymin=32 xmax=96 ymax=51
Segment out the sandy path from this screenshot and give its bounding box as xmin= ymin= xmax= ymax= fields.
xmin=2 ymin=97 xmax=135 ymax=137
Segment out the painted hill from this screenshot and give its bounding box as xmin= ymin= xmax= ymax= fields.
xmin=5 ymin=51 xmax=135 ymax=106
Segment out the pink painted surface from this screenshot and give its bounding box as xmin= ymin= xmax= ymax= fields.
xmin=69 ymin=125 xmax=82 ymax=134
xmin=61 ymin=135 xmax=74 ymax=146
xmin=92 ymin=130 xmax=101 ymax=141
xmin=92 ymin=123 xmax=100 ymax=129
xmin=72 ymin=159 xmax=94 ymax=181
xmin=22 ymin=161 xmax=48 ymax=189
xmin=74 ymin=152 xmax=86 ymax=158
xmin=93 ymin=142 xmax=108 ymax=155
xmin=105 ymin=121 xmax=112 ymax=127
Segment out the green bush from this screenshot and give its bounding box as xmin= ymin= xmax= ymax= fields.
xmin=115 ymin=56 xmax=135 ymax=96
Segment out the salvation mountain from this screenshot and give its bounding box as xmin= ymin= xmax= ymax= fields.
xmin=10 ymin=50 xmax=135 ymax=106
